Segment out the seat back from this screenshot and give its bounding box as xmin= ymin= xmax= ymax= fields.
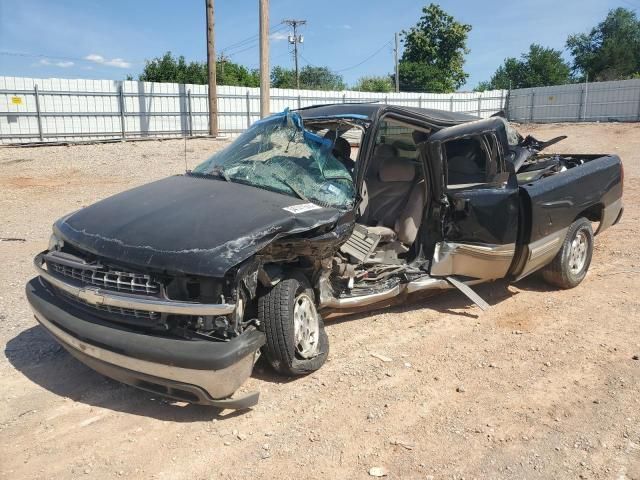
xmin=445 ymin=139 xmax=487 ymax=185
xmin=395 ymin=179 xmax=426 ymax=245
xmin=362 ymin=145 xmax=426 ymax=245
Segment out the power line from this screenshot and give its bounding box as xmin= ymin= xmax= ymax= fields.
xmin=220 ymin=22 xmax=286 ymax=55
xmin=223 ymin=25 xmax=288 ymax=60
xmin=300 ymin=40 xmax=392 ymax=74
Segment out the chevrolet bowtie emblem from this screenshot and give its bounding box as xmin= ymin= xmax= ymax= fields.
xmin=78 ymin=287 xmax=104 ymax=305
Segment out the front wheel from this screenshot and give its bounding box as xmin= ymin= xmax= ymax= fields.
xmin=257 ymin=276 xmax=329 ymax=376
xmin=541 ymin=217 xmax=594 ymax=289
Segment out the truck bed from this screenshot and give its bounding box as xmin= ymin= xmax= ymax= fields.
xmin=510 ymin=153 xmax=623 ymax=281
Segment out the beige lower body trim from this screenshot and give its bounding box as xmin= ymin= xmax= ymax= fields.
xmin=515 ymin=227 xmax=569 ymax=281
xmin=430 ymin=242 xmax=516 ymax=280
xmin=33 ymin=311 xmax=256 ymax=400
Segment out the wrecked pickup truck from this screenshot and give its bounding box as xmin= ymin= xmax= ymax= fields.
xmin=26 ymin=104 xmax=624 ymax=408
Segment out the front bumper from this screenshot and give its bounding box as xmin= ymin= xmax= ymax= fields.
xmin=34 ymin=252 xmax=236 ymax=316
xmin=26 ymin=278 xmax=266 ymax=408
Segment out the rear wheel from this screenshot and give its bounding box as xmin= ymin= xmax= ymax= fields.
xmin=258 ymin=276 xmax=329 ymax=376
xmin=542 ymin=217 xmax=594 ymax=289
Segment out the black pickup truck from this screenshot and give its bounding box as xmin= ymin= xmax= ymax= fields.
xmin=26 ymin=104 xmax=624 ymax=408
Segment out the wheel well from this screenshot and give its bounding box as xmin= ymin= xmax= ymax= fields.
xmin=575 ymin=204 xmax=603 ymax=223
xmin=575 ymin=203 xmax=604 ymax=235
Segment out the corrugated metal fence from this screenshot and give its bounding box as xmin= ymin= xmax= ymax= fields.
xmin=0 ymin=76 xmax=506 ymax=144
xmin=506 ymin=78 xmax=640 ymax=123
xmin=2 ymin=75 xmax=639 ymax=145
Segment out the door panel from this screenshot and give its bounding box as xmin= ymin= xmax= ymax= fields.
xmin=431 ymin=176 xmax=520 ymax=279
xmin=444 ymin=174 xmax=519 ymax=245
xmin=426 ymin=120 xmax=520 ymax=280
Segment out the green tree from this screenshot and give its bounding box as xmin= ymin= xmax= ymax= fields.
xmin=271 ymin=65 xmax=346 ymax=90
xmin=566 ymin=8 xmax=640 ymax=81
xmin=138 ymin=52 xmax=206 ymax=84
xmin=477 ymin=44 xmax=570 ymax=90
xmin=399 ymin=3 xmax=472 ymax=92
xmin=137 ymin=51 xmax=258 ymax=86
xmin=217 ymin=60 xmax=259 ymax=87
xmin=353 ymin=75 xmax=394 ymax=92
xmin=473 ymin=80 xmax=493 ymax=92
xmin=271 ymin=66 xmax=297 ymax=88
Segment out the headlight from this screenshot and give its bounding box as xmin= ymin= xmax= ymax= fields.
xmin=48 ymin=232 xmax=64 ymax=251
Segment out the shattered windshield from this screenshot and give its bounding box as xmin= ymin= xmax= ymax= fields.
xmin=192 ymin=111 xmax=355 ymax=210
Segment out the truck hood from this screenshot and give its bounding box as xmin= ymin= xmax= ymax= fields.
xmin=55 ymin=175 xmax=343 ymax=276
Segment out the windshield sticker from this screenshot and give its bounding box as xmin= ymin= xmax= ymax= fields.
xmin=283 ymin=203 xmax=323 ymax=214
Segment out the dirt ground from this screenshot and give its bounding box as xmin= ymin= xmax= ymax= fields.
xmin=0 ymin=123 xmax=639 ymax=480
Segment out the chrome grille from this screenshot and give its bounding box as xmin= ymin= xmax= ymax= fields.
xmin=47 ymin=260 xmax=160 ymax=295
xmin=57 ymin=289 xmax=160 ymax=321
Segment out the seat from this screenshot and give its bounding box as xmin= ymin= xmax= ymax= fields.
xmin=361 ymin=144 xmax=426 ymax=246
xmin=446 ymin=139 xmax=486 ymax=185
xmin=324 ymin=131 xmax=355 ymax=172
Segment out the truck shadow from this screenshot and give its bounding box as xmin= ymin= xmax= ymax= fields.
xmin=4 ymin=326 xmax=248 ymax=422
xmin=5 ymin=275 xmax=552 ymax=420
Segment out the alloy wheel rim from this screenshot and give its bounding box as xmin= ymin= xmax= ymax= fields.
xmin=293 ymin=293 xmax=320 ymax=359
xmin=569 ymin=230 xmax=588 ymax=275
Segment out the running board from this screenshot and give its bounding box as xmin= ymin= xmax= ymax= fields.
xmin=320 ymin=275 xmax=490 ymax=311
xmin=445 ymin=276 xmax=490 ymax=311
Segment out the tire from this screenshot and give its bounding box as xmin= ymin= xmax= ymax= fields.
xmin=541 ymin=217 xmax=594 ymax=289
xmin=257 ymin=275 xmax=329 ymax=376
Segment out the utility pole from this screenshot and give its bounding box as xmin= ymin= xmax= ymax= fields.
xmin=259 ymin=0 xmax=270 ymax=117
xmin=206 ymin=0 xmax=218 ymax=136
xmin=219 ymin=52 xmax=228 ymax=76
xmin=283 ymin=19 xmax=306 ymax=89
xmin=394 ymin=32 xmax=399 ymax=93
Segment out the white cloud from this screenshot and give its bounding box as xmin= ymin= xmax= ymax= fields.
xmin=270 ymin=31 xmax=289 ymax=41
xmin=37 ymin=58 xmax=75 ymax=68
xmin=84 ymin=53 xmax=131 ymax=69
xmin=325 ymin=24 xmax=352 ymax=30
xmin=104 ymin=58 xmax=130 ymax=68
xmin=85 ymin=53 xmax=105 ymax=63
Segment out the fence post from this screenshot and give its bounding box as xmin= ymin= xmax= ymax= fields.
xmin=297 ymin=95 xmax=301 ymax=109
xmin=187 ymin=89 xmax=193 ymax=136
xmin=418 ymin=96 xmax=422 ymax=108
xmin=449 ymin=95 xmax=453 ymax=112
xmin=245 ymin=91 xmax=251 ymax=128
xmin=578 ymin=86 xmax=585 ymax=121
xmin=33 ymin=84 xmax=43 ymax=141
xmin=477 ymin=94 xmax=482 ymax=117
xmin=637 ymin=84 xmax=640 ymax=121
xmin=529 ymin=91 xmax=535 ymax=123
xmin=118 ymin=84 xmax=126 ymax=139
xmin=504 ymin=89 xmax=511 ymax=120
xmin=583 ymin=78 xmax=589 ymax=121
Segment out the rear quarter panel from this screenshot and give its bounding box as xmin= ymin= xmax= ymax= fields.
xmin=519 ymin=154 xmax=623 ymax=244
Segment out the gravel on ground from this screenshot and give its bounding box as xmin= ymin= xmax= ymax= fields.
xmin=1 ymin=123 xmax=639 ymax=479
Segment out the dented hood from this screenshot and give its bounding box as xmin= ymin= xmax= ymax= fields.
xmin=55 ymin=175 xmax=342 ymax=276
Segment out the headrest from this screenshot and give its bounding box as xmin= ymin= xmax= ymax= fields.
xmin=373 ymin=143 xmax=398 ymax=160
xmin=333 ymin=137 xmax=351 ymax=159
xmin=379 ymin=157 xmax=416 ymax=182
xmin=412 ymin=130 xmax=430 ymax=145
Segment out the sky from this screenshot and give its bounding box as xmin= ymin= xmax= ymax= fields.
xmin=0 ymin=0 xmax=631 ymax=90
